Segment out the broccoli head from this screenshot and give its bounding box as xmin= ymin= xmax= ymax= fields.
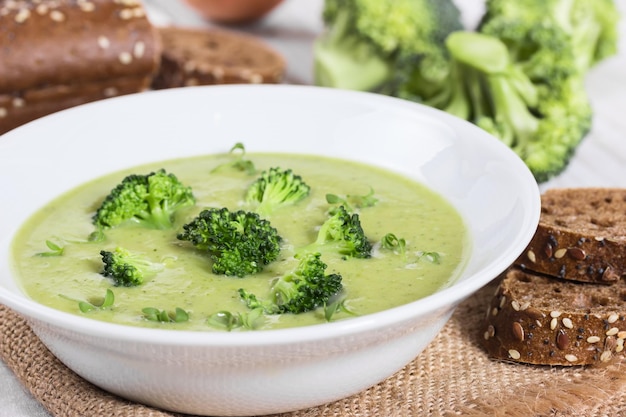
xmin=413 ymin=31 xmax=592 ymax=182
xmin=314 ymin=0 xmax=462 ymax=92
xmin=478 ymin=0 xmax=619 ymax=76
xmin=177 ymin=207 xmax=282 ymax=277
xmin=100 ymin=247 xmax=164 ymax=287
xmin=92 ymin=169 xmax=195 ymax=230
xmin=239 ymin=252 xmax=343 ymax=314
xmin=303 ymin=205 xmax=372 ymax=259
xmin=245 ymin=167 xmax=311 ymax=215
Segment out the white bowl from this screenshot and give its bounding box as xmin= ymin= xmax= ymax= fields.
xmin=0 ymin=85 xmax=540 ymax=416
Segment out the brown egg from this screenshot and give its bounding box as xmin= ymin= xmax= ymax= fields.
xmin=182 ymin=0 xmax=284 ymax=24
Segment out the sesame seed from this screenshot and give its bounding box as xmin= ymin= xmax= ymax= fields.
xmin=50 ymin=10 xmax=64 ymax=22
xmin=618 ymin=331 xmax=626 ymax=340
xmin=562 ymin=318 xmax=574 ymax=329
xmin=550 ymin=318 xmax=558 ymax=330
xmin=606 ymin=327 xmax=619 ymax=336
xmin=119 ymin=8 xmax=133 ymax=19
xmin=600 ymin=351 xmax=612 ymax=362
xmin=550 ymin=311 xmax=562 ymax=318
xmin=103 ymin=87 xmax=119 ymax=97
xmin=118 ymin=52 xmax=132 ymax=65
xmin=587 ymin=336 xmax=601 ymax=343
xmin=79 ymin=1 xmax=95 ymax=12
xmin=14 ymin=8 xmax=30 ymax=23
xmin=35 ymin=4 xmax=48 ymax=14
xmin=12 ymin=97 xmax=25 ymax=108
xmin=491 ymin=307 xmax=498 ymax=316
xmin=564 ymin=354 xmax=578 ymax=363
xmin=527 ymin=250 xmax=536 ymax=263
xmin=98 ymin=36 xmax=110 ymax=49
xmin=608 ymin=313 xmax=619 ymax=324
xmin=554 ymin=248 xmax=567 ymax=259
xmin=133 ymin=41 xmax=145 ymax=58
xmin=499 ymin=296 xmax=506 ymax=309
xmin=519 ymin=301 xmax=530 ymax=311
xmin=508 ymin=349 xmax=521 ymax=360
xmin=0 ymin=107 xmax=7 ymax=118
xmin=511 ymin=300 xmax=520 ymax=311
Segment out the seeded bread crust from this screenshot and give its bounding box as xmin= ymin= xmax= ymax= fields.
xmin=515 ymin=188 xmax=626 ymax=284
xmin=482 ymin=267 xmax=626 ymax=366
xmin=151 ymin=26 xmax=286 ymax=89
xmin=0 ymin=0 xmax=161 ymax=134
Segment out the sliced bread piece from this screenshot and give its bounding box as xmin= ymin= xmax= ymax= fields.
xmin=151 ymin=26 xmax=285 ymax=89
xmin=515 ymin=188 xmax=626 ymax=284
xmin=481 ymin=267 xmax=626 ymax=366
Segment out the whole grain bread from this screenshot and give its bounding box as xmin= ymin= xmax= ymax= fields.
xmin=151 ymin=26 xmax=286 ymax=89
xmin=481 ymin=267 xmax=626 ymax=366
xmin=0 ymin=0 xmax=161 ymax=134
xmin=515 ymin=188 xmax=626 ymax=284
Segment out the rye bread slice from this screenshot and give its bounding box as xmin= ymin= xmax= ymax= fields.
xmin=481 ymin=267 xmax=626 ymax=366
xmin=515 ymin=188 xmax=626 ymax=284
xmin=151 ymin=26 xmax=285 ymax=89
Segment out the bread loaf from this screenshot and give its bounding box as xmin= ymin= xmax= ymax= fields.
xmin=515 ymin=188 xmax=626 ymax=284
xmin=0 ymin=0 xmax=161 ymax=134
xmin=151 ymin=26 xmax=285 ymax=89
xmin=481 ymin=267 xmax=626 ymax=366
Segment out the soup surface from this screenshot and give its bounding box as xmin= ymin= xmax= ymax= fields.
xmin=12 ymin=152 xmax=470 ymax=331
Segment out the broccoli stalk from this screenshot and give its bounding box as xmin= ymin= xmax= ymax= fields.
xmin=314 ymin=0 xmax=463 ymax=92
xmin=301 ymin=205 xmax=372 ymax=259
xmin=100 ymin=247 xmax=164 ymax=287
xmin=92 ymin=169 xmax=195 ymax=231
xmin=177 ymin=207 xmax=282 ymax=277
xmin=417 ymin=31 xmax=592 ymax=182
xmin=245 ymin=167 xmax=311 ymax=215
xmin=239 ymin=252 xmax=343 ymax=314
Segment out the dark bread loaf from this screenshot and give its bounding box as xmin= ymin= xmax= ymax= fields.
xmin=515 ymin=188 xmax=626 ymax=284
xmin=0 ymin=0 xmax=161 ymax=134
xmin=481 ymin=267 xmax=626 ymax=366
xmin=151 ymin=26 xmax=285 ymax=89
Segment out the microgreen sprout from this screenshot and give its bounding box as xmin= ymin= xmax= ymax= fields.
xmin=77 ymin=288 xmax=115 ymax=313
xmin=211 ymin=142 xmax=256 ymax=175
xmin=207 ymin=308 xmax=264 ymax=331
xmin=324 ymin=298 xmax=357 ymax=322
xmin=381 ymin=233 xmax=406 ymax=257
xmin=142 ymin=307 xmax=190 ymax=323
xmin=326 ymin=187 xmax=378 ymax=212
xmin=417 ymin=251 xmax=442 ymax=264
xmin=36 ymin=239 xmax=65 ymax=257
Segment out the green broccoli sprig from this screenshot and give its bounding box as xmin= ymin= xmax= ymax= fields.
xmin=245 ymin=167 xmax=311 ymax=215
xmin=177 ymin=207 xmax=282 ymax=277
xmin=92 ymin=169 xmax=195 ymax=231
xmin=303 ymin=205 xmax=372 ymax=259
xmin=100 ymin=247 xmax=164 ymax=287
xmin=239 ymin=252 xmax=343 ymax=314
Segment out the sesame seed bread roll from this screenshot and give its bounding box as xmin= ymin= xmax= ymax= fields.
xmin=481 ymin=267 xmax=626 ymax=366
xmin=0 ymin=0 xmax=161 ymax=134
xmin=515 ymin=188 xmax=626 ymax=284
xmin=151 ymin=26 xmax=285 ymax=89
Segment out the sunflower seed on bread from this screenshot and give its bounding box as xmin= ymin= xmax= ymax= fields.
xmin=481 ymin=267 xmax=626 ymax=366
xmin=151 ymin=26 xmax=286 ymax=89
xmin=515 ymin=188 xmax=626 ymax=284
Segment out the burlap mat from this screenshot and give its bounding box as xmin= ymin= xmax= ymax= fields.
xmin=2 ymin=280 xmax=626 ymax=417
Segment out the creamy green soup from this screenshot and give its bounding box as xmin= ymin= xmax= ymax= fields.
xmin=11 ymin=153 xmax=470 ymax=331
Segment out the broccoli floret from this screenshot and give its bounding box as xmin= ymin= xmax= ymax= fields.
xmin=302 ymin=205 xmax=372 ymax=259
xmin=92 ymin=169 xmax=195 ymax=231
xmin=245 ymin=167 xmax=311 ymax=215
xmin=313 ymin=0 xmax=462 ymax=92
xmin=414 ymin=31 xmax=592 ymax=182
xmin=100 ymin=247 xmax=164 ymax=287
xmin=239 ymin=252 xmax=343 ymax=314
xmin=478 ymin=0 xmax=619 ymax=75
xmin=177 ymin=207 xmax=282 ymax=277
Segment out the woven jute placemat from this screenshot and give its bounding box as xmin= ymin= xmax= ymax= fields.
xmin=2 ymin=279 xmax=626 ymax=417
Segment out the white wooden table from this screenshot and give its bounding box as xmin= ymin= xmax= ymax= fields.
xmin=1 ymin=0 xmax=625 ymax=415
